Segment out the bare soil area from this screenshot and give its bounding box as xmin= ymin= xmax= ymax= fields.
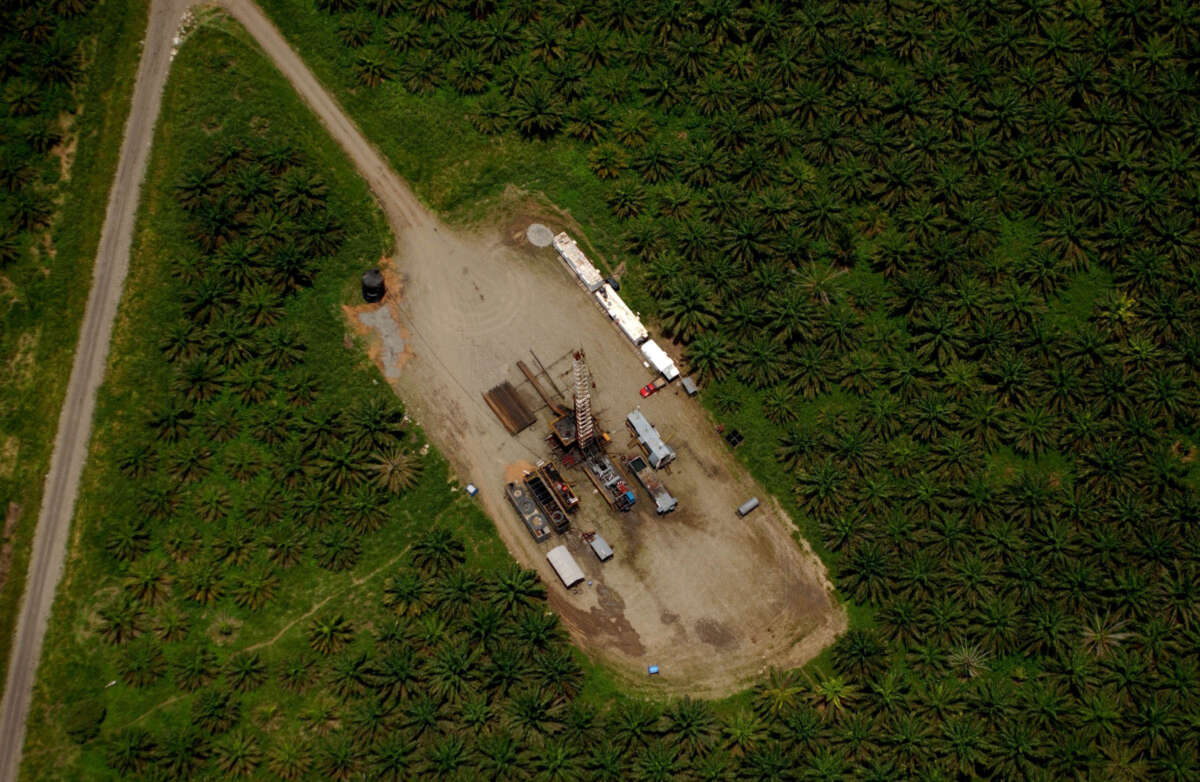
xmin=351 ymin=202 xmax=845 ymax=697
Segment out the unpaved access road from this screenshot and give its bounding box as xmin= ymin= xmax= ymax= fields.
xmin=0 ymin=0 xmax=193 ymax=777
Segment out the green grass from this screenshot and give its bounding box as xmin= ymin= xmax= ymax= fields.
xmin=19 ymin=15 xmax=522 ymax=778
xmin=1046 ymin=265 xmax=1115 ymax=328
xmin=0 ymin=0 xmax=149 ymax=685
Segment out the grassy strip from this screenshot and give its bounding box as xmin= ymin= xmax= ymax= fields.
xmin=0 ymin=0 xmax=149 ymax=685
xmin=19 ymin=15 xmax=516 ymax=778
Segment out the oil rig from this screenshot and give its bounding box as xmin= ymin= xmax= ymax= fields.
xmin=548 ymin=350 xmax=636 ymax=512
xmin=504 ymin=350 xmax=635 ymax=545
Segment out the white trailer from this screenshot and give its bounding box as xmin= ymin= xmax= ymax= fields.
xmin=595 ymin=284 xmax=648 ymax=345
xmin=546 ymin=545 xmax=586 ymax=588
xmin=552 ymin=232 xmax=605 ymax=292
xmin=640 ymin=339 xmax=680 ymax=381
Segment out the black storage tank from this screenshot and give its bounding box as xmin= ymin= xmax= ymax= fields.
xmin=361 ymin=268 xmax=385 ymax=302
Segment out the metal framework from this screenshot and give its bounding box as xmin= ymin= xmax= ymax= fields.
xmin=572 ymin=350 xmax=594 ymax=448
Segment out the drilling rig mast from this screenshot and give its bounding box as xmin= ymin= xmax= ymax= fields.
xmin=572 ymin=350 xmax=595 ymax=448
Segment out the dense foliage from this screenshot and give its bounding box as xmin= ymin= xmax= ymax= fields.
xmin=282 ymin=0 xmax=1200 ymax=778
xmin=0 ymin=0 xmax=96 ymax=262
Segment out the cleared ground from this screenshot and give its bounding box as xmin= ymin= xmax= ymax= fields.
xmin=353 ymin=210 xmax=846 ymax=696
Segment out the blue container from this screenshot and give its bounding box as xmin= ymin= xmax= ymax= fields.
xmin=466 ymin=484 xmax=478 ymax=497
xmin=648 ymin=665 xmax=659 ymax=675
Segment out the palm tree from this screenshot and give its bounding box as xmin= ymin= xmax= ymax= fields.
xmin=736 ymin=336 xmax=785 ymax=389
xmin=327 ymin=649 xmax=371 ymax=700
xmin=477 ymin=731 xmax=522 ymax=780
xmin=512 ymin=79 xmax=563 ymax=138
xmin=191 ymin=687 xmax=241 ymax=735
xmin=426 ymin=642 xmax=477 ymax=702
xmin=355 ymin=45 xmax=394 ymax=87
xmin=659 ymin=276 xmax=717 ymax=341
xmin=315 ymin=440 xmax=368 ymax=490
xmin=105 ymin=518 xmax=150 ymax=562
xmin=721 ymin=709 xmax=766 ymax=758
xmin=606 ymin=178 xmax=646 ymax=219
xmin=372 ymin=448 xmax=422 ymax=493
xmin=266 ymin=736 xmax=311 ymax=781
xmin=173 ymin=355 xmax=224 ymax=403
xmin=381 ymin=568 xmax=429 ymax=618
xmin=483 ymin=642 xmax=528 ymax=696
xmin=509 ymin=688 xmax=559 ymax=741
xmin=231 ymin=568 xmax=278 ymax=611
xmin=315 ymin=526 xmax=361 ymax=571
xmin=831 ymin=629 xmax=887 ymax=680
xmin=118 ymin=638 xmax=166 ymax=687
xmin=588 ymin=143 xmax=626 ymax=180
xmin=178 ymin=557 xmax=223 ymax=605
xmin=173 ymin=644 xmax=218 ymax=692
xmin=449 ymin=50 xmax=490 ymax=94
xmin=214 ymin=730 xmax=261 ymax=777
xmin=307 ymin=613 xmax=354 ymax=655
xmin=751 ymin=668 xmax=803 ymax=722
xmin=221 ymin=651 xmax=266 ymax=693
xmin=947 ymin=644 xmax=990 ymax=680
xmin=409 ymin=528 xmax=465 ymax=575
xmin=159 ymin=320 xmax=201 ymax=363
xmin=1080 ymin=613 xmax=1132 ymax=659
xmin=98 ymin=594 xmax=146 ymax=646
xmin=490 ymin=564 xmax=545 ymax=614
xmin=795 ymin=458 xmax=845 ymax=522
xmin=787 ymin=343 xmax=831 ymax=400
xmin=266 ymin=527 xmax=306 ymax=569
xmin=838 ymin=540 xmax=892 ymax=605
xmin=105 ymin=729 xmax=157 ymax=775
xmin=343 ymin=484 xmax=389 ymax=534
xmin=156 ymin=725 xmax=210 ymax=777
xmin=123 ymin=556 xmax=170 ymax=605
xmin=465 ymin=601 xmax=504 ymax=648
xmin=607 ymin=700 xmax=660 ymax=751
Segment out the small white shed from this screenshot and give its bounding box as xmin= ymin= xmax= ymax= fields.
xmin=546 ymin=545 xmax=586 ymax=588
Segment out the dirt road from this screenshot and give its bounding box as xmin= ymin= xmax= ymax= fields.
xmin=0 ymin=0 xmax=194 ymax=777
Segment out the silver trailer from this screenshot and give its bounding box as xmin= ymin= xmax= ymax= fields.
xmin=588 ymin=534 xmax=613 ymax=562
xmin=736 ymin=497 xmax=760 ymax=517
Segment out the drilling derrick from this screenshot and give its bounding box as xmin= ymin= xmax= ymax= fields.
xmin=572 ymin=350 xmax=595 ymax=448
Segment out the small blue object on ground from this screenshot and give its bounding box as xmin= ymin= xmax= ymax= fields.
xmin=466 ymin=484 xmax=478 ymax=497
xmin=648 ymin=665 xmax=659 ymax=675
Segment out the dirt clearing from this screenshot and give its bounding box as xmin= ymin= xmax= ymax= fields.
xmin=212 ymin=0 xmax=843 ymax=696
xmin=350 ymin=204 xmax=845 ymax=697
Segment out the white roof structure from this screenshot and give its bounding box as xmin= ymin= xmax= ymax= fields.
xmin=546 ymin=545 xmax=586 ymax=588
xmin=595 ymin=284 xmax=648 ymax=345
xmin=552 ymin=232 xmax=604 ymax=292
xmin=640 ymin=340 xmax=679 ymax=380
xmin=627 ymin=408 xmax=676 ymax=468
xmin=589 ymin=535 xmax=613 ymax=561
